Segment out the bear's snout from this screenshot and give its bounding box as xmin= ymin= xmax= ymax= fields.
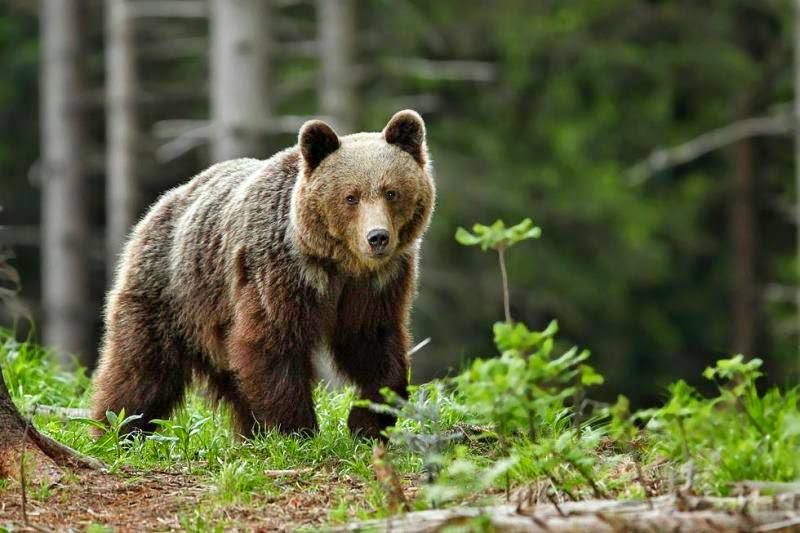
xmin=367 ymin=228 xmax=390 ymax=254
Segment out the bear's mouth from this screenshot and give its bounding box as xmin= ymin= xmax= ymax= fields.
xmin=360 ymin=247 xmax=395 ymax=268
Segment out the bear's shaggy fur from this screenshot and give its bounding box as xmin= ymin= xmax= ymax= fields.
xmin=90 ymin=110 xmax=435 ymax=439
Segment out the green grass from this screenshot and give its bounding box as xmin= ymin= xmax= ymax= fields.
xmin=0 ymin=329 xmax=422 ymax=525
xmin=2 ymin=327 xmax=799 ymax=529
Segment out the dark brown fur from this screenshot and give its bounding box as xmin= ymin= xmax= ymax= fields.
xmin=91 ymin=110 xmax=435 ymax=440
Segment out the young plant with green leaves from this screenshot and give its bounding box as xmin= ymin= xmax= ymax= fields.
xmin=456 ymin=320 xmax=602 ymax=446
xmin=73 ymin=408 xmax=143 ymax=463
xmin=372 ymin=383 xmax=464 ymax=484
xmin=456 ymin=218 xmax=541 ymax=323
xmin=646 ymin=355 xmax=800 ymax=493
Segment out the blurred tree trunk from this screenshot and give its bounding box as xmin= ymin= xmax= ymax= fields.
xmin=105 ymin=0 xmax=140 ymax=283
xmin=729 ymin=113 xmax=756 ymax=355
xmin=210 ymin=0 xmax=272 ymax=161
xmin=795 ymin=0 xmax=800 ymax=358
xmin=40 ymin=0 xmax=93 ymax=368
xmin=317 ymin=0 xmax=355 ymax=133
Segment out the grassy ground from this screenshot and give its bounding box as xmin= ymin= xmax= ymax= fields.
xmin=0 ymin=331 xmax=423 ymax=530
xmin=0 ymin=326 xmax=798 ymax=531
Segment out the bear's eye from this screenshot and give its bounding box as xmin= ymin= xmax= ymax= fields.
xmin=385 ymin=190 xmax=398 ymax=201
xmin=345 ymin=194 xmax=359 ymax=205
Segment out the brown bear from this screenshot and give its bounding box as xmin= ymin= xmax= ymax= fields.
xmin=90 ymin=110 xmax=435 ymax=440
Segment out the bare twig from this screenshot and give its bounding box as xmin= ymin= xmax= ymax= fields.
xmin=153 ymin=115 xmax=337 ymax=162
xmin=546 ymin=473 xmax=577 ymax=502
xmin=545 ymin=486 xmax=566 ymax=518
xmin=559 ymin=453 xmax=606 ymax=500
xmin=497 ymin=247 xmax=512 ymax=324
xmin=20 ymin=416 xmax=31 ymax=527
xmin=372 ymin=444 xmax=410 ymax=513
xmin=264 ymin=468 xmax=313 ymax=478
xmin=29 ymin=405 xmax=90 ymax=419
xmin=408 ymin=337 xmax=432 ymax=356
xmin=155 ymin=123 xmax=213 ymax=162
xmin=129 ymin=1 xmax=207 ymax=18
xmin=634 ymin=459 xmax=654 ymax=509
xmin=383 ymin=58 xmax=497 ymax=82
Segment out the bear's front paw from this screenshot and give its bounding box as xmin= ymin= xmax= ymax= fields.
xmin=348 ymin=406 xmax=393 ymax=442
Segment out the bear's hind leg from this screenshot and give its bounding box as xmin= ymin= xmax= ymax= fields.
xmin=204 ymin=368 xmax=256 ymax=439
xmin=91 ymin=309 xmax=190 ymax=434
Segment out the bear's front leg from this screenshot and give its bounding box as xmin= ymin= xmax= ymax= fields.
xmin=332 ymin=274 xmax=412 ymax=440
xmin=228 ymin=336 xmax=318 ymax=438
xmin=226 ymin=284 xmax=319 ymax=438
xmin=337 ymin=327 xmax=409 ymax=440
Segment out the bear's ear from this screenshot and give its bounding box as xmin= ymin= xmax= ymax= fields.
xmin=383 ymin=109 xmax=427 ymax=165
xmin=299 ymin=120 xmax=340 ymax=172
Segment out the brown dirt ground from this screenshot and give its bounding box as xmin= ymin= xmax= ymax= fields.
xmin=0 ymin=467 xmax=374 ymax=531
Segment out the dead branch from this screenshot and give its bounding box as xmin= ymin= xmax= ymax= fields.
xmin=383 ymin=58 xmax=497 ymax=82
xmin=627 ymin=109 xmax=794 ymax=185
xmin=264 ymin=468 xmax=313 ymax=478
xmin=409 ymin=338 xmax=432 ymax=356
xmin=129 ymin=1 xmax=207 ymax=19
xmin=29 ymin=405 xmax=89 ymax=419
xmin=340 ymin=494 xmax=800 ymax=532
xmin=736 ymin=480 xmax=800 ymax=495
xmin=765 ymin=284 xmax=797 ymax=304
xmin=372 ymin=444 xmax=410 ymax=513
xmin=155 ymin=122 xmax=213 ymax=162
xmin=153 ymin=115 xmax=337 ymax=162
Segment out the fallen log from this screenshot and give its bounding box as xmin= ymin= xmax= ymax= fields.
xmin=340 ymin=493 xmax=800 ymax=532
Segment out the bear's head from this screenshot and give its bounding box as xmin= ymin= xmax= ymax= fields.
xmin=291 ymin=110 xmax=435 ymax=276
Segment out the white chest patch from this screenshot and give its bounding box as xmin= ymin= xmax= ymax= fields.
xmin=310 ymin=343 xmax=347 ymax=389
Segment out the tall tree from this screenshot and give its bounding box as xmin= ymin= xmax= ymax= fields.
xmin=105 ymin=0 xmax=140 ymax=281
xmin=210 ymin=0 xmax=272 ymax=161
xmin=40 ymin=0 xmax=92 ymax=368
xmin=317 ymin=0 xmax=355 ymax=133
xmin=729 ymin=106 xmax=756 ymax=355
xmin=795 ymin=0 xmax=800 ymax=361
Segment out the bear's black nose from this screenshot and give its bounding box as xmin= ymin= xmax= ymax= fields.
xmin=367 ymin=229 xmax=390 ymax=252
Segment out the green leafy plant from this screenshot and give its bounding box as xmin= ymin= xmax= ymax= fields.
xmin=456 ymin=321 xmax=601 ymax=445
xmin=421 ymin=445 xmax=517 ymax=507
xmin=373 ymin=383 xmax=463 ymax=483
xmin=456 ymin=218 xmax=541 ymax=323
xmin=449 ymin=219 xmax=606 ymax=501
xmin=645 ymin=355 xmax=800 ymax=493
xmin=150 ymin=413 xmax=212 ymax=465
xmin=73 ymin=408 xmax=143 ymax=462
